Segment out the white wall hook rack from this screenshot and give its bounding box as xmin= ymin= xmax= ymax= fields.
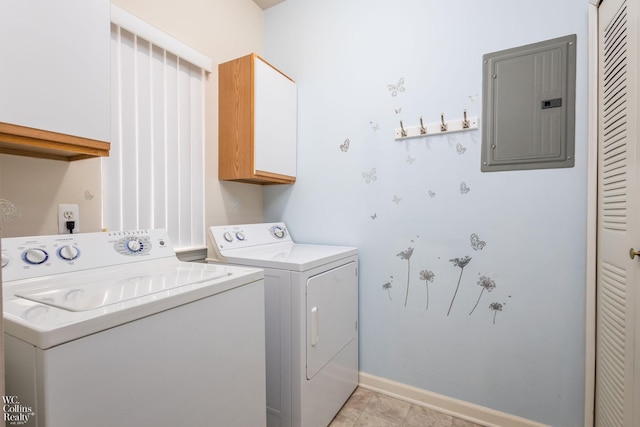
xmin=395 ymin=112 xmax=479 ymax=140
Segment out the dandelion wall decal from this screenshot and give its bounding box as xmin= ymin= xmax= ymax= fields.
xmin=419 ymin=270 xmax=435 ymax=310
xmin=489 ymin=302 xmax=504 ymax=324
xmin=388 ymin=78 xmax=405 ymax=97
xmin=396 ymin=247 xmax=414 ymax=306
xmin=370 ymin=121 xmax=380 ymax=131
xmin=470 ymin=233 xmax=486 ymax=251
xmin=469 ymin=275 xmax=496 ymax=315
xmin=447 ymin=256 xmax=472 ymax=316
xmin=0 ymin=199 xmax=21 ymax=221
xmin=382 ymin=282 xmax=393 ymax=301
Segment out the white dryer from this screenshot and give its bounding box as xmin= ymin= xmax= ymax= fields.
xmin=207 ymin=222 xmax=358 ymax=427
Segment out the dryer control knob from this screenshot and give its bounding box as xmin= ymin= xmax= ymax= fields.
xmin=271 ymin=226 xmax=286 ymax=239
xmin=24 ymin=248 xmax=48 ymax=265
xmin=1 ymin=253 xmax=10 ymax=268
xmin=235 ymin=231 xmax=246 ymax=241
xmin=58 ymin=245 xmax=80 ymax=261
xmin=223 ymin=232 xmax=233 ymax=242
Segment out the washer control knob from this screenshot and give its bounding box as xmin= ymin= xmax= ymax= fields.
xmin=223 ymin=232 xmax=233 ymax=242
xmin=235 ymin=231 xmax=246 ymax=241
xmin=1 ymin=253 xmax=10 ymax=268
xmin=24 ymin=248 xmax=48 ymax=265
xmin=58 ymin=245 xmax=80 ymax=261
xmin=127 ymin=239 xmax=142 ymax=252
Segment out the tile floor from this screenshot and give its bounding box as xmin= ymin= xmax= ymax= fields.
xmin=329 ymin=387 xmax=485 ymax=427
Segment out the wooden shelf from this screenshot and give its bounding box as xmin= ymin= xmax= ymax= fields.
xmin=0 ymin=122 xmax=110 ymax=161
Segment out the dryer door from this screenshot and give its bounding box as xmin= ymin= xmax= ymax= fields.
xmin=306 ymin=261 xmax=357 ymax=380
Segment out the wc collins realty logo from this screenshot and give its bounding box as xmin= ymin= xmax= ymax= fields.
xmin=3 ymin=395 xmax=35 ymax=425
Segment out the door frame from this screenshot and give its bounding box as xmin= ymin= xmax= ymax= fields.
xmin=586 ymin=1 xmax=600 ymax=426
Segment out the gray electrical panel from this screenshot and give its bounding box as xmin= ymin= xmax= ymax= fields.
xmin=481 ymin=34 xmax=577 ymax=172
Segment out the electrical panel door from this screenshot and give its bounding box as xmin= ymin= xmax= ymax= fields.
xmin=482 ymin=34 xmax=577 ymax=172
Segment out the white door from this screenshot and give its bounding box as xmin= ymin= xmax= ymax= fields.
xmin=596 ymin=0 xmax=640 ymax=426
xmin=306 ymin=261 xmax=358 ymax=380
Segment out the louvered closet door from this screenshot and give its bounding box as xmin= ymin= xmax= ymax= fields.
xmin=596 ymin=0 xmax=640 ymax=426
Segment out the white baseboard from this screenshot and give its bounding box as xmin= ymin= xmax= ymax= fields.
xmin=358 ymin=372 xmax=550 ymax=427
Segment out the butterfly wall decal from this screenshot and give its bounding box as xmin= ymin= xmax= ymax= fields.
xmin=340 ymin=138 xmax=350 ymax=152
xmin=470 ymin=233 xmax=486 ymax=251
xmin=392 ymin=195 xmax=402 ymax=204
xmin=460 ymin=182 xmax=470 ymax=194
xmin=387 ymin=78 xmax=405 ymax=97
xmin=362 ymin=168 xmax=377 ymax=184
xmin=456 ymin=143 xmax=467 ymax=155
xmin=406 ymin=155 xmax=415 ymax=165
xmin=428 ymin=191 xmax=436 ymax=198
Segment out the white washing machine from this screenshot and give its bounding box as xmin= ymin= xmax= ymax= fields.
xmin=2 ymin=229 xmax=266 ymax=427
xmin=207 ymin=222 xmax=358 ymax=427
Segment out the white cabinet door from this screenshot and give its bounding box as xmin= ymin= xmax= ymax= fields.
xmin=0 ymin=0 xmax=110 ymax=142
xmin=253 ymin=56 xmax=297 ymax=178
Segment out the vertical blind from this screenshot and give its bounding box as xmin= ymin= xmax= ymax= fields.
xmin=105 ymin=6 xmax=211 ymax=250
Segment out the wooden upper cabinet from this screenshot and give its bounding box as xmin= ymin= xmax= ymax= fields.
xmin=219 ymin=53 xmax=297 ymax=184
xmin=0 ymin=0 xmax=110 ymax=161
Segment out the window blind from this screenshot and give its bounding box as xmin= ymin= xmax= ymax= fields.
xmin=104 ymin=6 xmax=210 ymax=250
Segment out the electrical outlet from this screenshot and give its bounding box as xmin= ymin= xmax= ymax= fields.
xmin=58 ymin=204 xmax=80 ymax=234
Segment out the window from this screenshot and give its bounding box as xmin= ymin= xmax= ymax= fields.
xmin=104 ymin=5 xmax=211 ymax=250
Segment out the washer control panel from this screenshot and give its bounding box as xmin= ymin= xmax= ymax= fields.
xmin=1 ymin=229 xmax=174 ymax=282
xmin=208 ymin=222 xmax=292 ymax=252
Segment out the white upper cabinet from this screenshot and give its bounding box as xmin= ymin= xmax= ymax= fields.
xmin=0 ymin=0 xmax=110 ymax=145
xmin=219 ymin=53 xmax=297 ymax=184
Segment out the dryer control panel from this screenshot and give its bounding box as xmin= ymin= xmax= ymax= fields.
xmin=208 ymin=222 xmax=292 ymax=251
xmin=206 ymin=222 xmax=294 ymax=263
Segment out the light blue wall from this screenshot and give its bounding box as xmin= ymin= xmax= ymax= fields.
xmin=263 ymin=1 xmax=588 ymax=425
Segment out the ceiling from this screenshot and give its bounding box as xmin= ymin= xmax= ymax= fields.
xmin=253 ymin=0 xmax=286 ymax=10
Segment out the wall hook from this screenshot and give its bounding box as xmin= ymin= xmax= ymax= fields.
xmin=419 ymin=117 xmax=427 ymax=135
xmin=394 ymin=113 xmax=478 ymax=140
xmin=462 ymin=110 xmax=470 ymax=129
xmin=400 ymin=120 xmax=407 ymax=137
xmin=440 ymin=113 xmax=448 ymax=132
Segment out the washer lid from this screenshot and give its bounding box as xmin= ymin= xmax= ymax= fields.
xmin=15 ymin=263 xmax=230 ymax=312
xmin=220 ymin=242 xmax=358 ymax=271
xmin=3 ymin=259 xmax=264 ymax=349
